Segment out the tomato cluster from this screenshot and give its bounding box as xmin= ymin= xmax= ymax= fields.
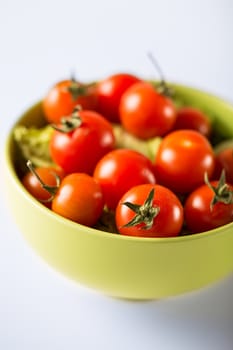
xmin=21 ymin=73 xmax=233 ymax=237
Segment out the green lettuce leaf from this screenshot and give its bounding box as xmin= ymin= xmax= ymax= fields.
xmin=13 ymin=125 xmax=54 ymax=168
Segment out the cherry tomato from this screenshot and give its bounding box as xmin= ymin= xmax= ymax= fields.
xmin=184 ymin=174 xmax=233 ymax=233
xmin=49 ymin=109 xmax=115 ymax=174
xmin=119 ymin=82 xmax=176 ymax=139
xmin=116 ymin=184 xmax=183 ymax=238
xmin=52 ymin=173 xmax=104 ymax=227
xmin=22 ymin=166 xmax=64 ymax=208
xmin=213 ymin=147 xmax=233 ymax=184
xmin=154 ymin=130 xmax=215 ymax=194
xmin=43 ymin=79 xmax=97 ymax=124
xmin=173 ymin=106 xmax=212 ymax=138
xmin=96 ymin=73 xmax=141 ymax=123
xmin=93 ymin=149 xmax=156 ymax=210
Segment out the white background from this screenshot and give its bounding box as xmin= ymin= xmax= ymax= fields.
xmin=0 ymin=1 xmax=233 ymax=349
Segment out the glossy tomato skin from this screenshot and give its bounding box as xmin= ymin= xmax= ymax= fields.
xmin=154 ymin=130 xmax=215 ymax=194
xmin=173 ymin=106 xmax=212 ymax=138
xmin=52 ymin=173 xmax=104 ymax=226
xmin=96 ymin=73 xmax=141 ymax=123
xmin=22 ymin=166 xmax=64 ymax=208
xmin=43 ymin=80 xmax=97 ymax=124
xmin=184 ymin=181 xmax=233 ymax=233
xmin=213 ymin=148 xmax=233 ymax=184
xmin=49 ymin=110 xmax=115 ymax=175
xmin=116 ymin=184 xmax=184 ymax=238
xmin=93 ymin=149 xmax=156 ymax=210
xmin=119 ymin=82 xmax=176 ymax=139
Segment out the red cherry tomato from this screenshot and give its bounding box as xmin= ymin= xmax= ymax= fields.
xmin=173 ymin=106 xmax=212 ymax=138
xmin=119 ymin=82 xmax=176 ymax=139
xmin=96 ymin=73 xmax=141 ymax=123
xmin=154 ymin=130 xmax=215 ymax=194
xmin=213 ymin=147 xmax=233 ymax=184
xmin=52 ymin=173 xmax=104 ymax=227
xmin=22 ymin=166 xmax=64 ymax=208
xmin=184 ymin=176 xmax=233 ymax=233
xmin=116 ymin=184 xmax=184 ymax=238
xmin=93 ymin=149 xmax=156 ymax=210
xmin=49 ymin=109 xmax=115 ymax=174
xmin=43 ymin=79 xmax=97 ymax=124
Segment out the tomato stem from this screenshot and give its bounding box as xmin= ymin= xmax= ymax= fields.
xmin=26 ymin=160 xmax=60 ymax=202
xmin=67 ymin=76 xmax=96 ymax=101
xmin=68 ymin=78 xmax=88 ymax=100
xmin=147 ymin=51 xmax=174 ymax=97
xmin=51 ymin=106 xmax=83 ymax=133
xmin=122 ymin=188 xmax=160 ymax=230
xmin=204 ymin=170 xmax=233 ymax=210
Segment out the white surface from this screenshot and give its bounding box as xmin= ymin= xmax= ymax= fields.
xmin=0 ymin=1 xmax=233 ymax=349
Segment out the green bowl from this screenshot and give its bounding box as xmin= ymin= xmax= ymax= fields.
xmin=3 ymin=83 xmax=233 ymax=300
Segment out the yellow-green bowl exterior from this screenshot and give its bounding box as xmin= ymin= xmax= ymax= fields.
xmin=3 ymin=84 xmax=233 ymax=299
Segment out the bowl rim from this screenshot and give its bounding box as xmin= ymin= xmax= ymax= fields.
xmin=4 ymin=81 xmax=233 ymax=245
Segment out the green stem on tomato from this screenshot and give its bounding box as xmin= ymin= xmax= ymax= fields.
xmin=122 ymin=188 xmax=160 ymax=230
xmin=51 ymin=106 xmax=83 ymax=133
xmin=204 ymin=170 xmax=233 ymax=211
xmin=147 ymin=51 xmax=174 ymax=97
xmin=26 ymin=160 xmax=60 ymax=202
xmin=67 ymin=76 xmax=96 ymax=101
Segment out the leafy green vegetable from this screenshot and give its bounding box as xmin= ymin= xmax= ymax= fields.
xmin=113 ymin=124 xmax=162 ymax=162
xmin=13 ymin=125 xmax=54 ymax=168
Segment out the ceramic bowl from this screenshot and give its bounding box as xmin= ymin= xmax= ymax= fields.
xmin=3 ymin=83 xmax=233 ymax=300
